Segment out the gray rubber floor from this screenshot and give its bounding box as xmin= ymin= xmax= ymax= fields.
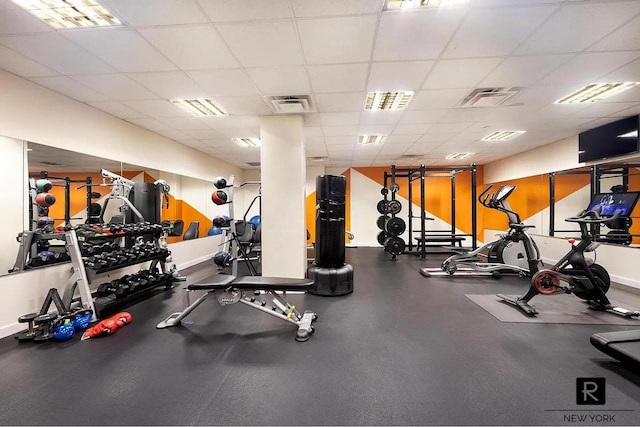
xmin=0 ymin=247 xmax=639 ymax=426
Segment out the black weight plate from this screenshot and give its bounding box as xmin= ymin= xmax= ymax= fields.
xmin=386 ymin=217 xmax=406 ymax=236
xmin=376 ymin=215 xmax=389 ymax=230
xmin=388 ymin=200 xmax=402 ymax=215
xmin=390 ymin=183 xmax=400 ymax=193
xmin=377 ymin=231 xmax=388 ymax=246
xmin=380 ymin=187 xmax=389 ymax=196
xmin=377 ymin=200 xmax=389 ymax=214
xmin=385 ymin=236 xmax=406 ymax=255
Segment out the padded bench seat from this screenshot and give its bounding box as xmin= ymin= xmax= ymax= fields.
xmin=188 ymin=275 xmax=314 ymax=291
xmin=590 ymin=329 xmax=640 ymax=368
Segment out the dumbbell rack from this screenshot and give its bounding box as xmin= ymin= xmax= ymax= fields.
xmin=64 ymin=227 xmax=175 ymax=321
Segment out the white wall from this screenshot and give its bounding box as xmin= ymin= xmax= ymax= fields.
xmin=0 ymin=136 xmax=28 ymax=274
xmin=484 ymin=137 xmax=581 ymax=184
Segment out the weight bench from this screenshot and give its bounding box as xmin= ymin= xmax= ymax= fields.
xmin=157 ymin=275 xmax=318 ymax=342
xmin=415 ymin=235 xmax=467 ymax=252
xmin=590 ymin=329 xmax=640 ymax=370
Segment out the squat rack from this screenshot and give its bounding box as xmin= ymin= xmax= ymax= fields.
xmin=383 ymin=163 xmax=477 ymax=258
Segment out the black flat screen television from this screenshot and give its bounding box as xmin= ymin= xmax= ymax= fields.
xmin=586 ymin=192 xmax=640 ymax=218
xmin=578 ymin=115 xmax=639 ymax=163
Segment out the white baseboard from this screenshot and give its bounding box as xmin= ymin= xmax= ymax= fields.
xmin=1 ymin=322 xmax=27 ymax=340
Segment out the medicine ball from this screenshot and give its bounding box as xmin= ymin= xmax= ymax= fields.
xmin=35 ymin=193 xmax=56 ymax=207
xmin=211 ymin=190 xmax=228 ymax=205
xmin=212 ymin=215 xmax=228 ymax=228
xmin=249 ymin=215 xmax=260 ymax=230
xmin=35 ymin=179 xmax=53 ymax=192
xmin=207 ymin=226 xmax=222 ymax=236
xmin=213 ymin=177 xmax=227 ymax=189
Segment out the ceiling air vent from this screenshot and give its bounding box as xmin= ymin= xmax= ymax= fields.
xmin=246 ymin=162 xmax=261 ymax=167
xmin=458 ymin=87 xmax=518 ymax=108
xmin=400 ymin=154 xmax=422 ymax=161
xmin=268 ymin=95 xmax=315 ymax=114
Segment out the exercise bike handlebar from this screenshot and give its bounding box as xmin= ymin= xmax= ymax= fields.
xmin=565 ymin=209 xmax=622 ymax=225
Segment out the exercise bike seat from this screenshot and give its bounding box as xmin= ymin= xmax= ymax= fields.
xmin=509 ymin=223 xmax=535 ymax=231
xmin=188 ymin=275 xmax=237 ymax=290
xmin=232 ymin=276 xmax=315 ymax=291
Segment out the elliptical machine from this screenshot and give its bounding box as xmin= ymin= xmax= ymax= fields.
xmin=498 ymin=191 xmax=640 ymax=318
xmin=420 ymin=184 xmax=541 ymax=278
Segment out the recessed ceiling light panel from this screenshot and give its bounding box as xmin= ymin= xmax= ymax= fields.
xmin=554 ymin=82 xmax=640 ymax=104
xmin=365 ymin=91 xmax=413 ymax=111
xmin=358 ymin=135 xmax=386 ymax=145
xmin=233 ymin=138 xmax=261 ymax=148
xmin=445 ymin=152 xmax=474 ymax=160
xmin=481 ymin=131 xmax=526 ymax=142
xmin=12 ymin=0 xmax=121 ymax=29
xmin=387 ymin=0 xmax=469 ymax=9
xmin=171 ymin=99 xmax=227 ymax=117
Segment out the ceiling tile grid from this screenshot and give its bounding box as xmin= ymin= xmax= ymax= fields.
xmin=1 ymin=0 xmax=640 ymax=169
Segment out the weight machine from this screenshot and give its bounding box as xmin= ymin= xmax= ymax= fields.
xmin=378 ymin=164 xmax=477 ymax=259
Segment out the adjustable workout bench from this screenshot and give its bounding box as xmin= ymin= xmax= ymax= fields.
xmin=157 ymin=275 xmax=318 ymax=342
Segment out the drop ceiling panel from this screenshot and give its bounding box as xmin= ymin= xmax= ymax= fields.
xmin=87 ymin=101 xmax=148 ymax=119
xmin=443 ymin=6 xmax=557 ymax=58
xmin=71 ymin=73 xmax=159 ymax=100
xmin=359 ymin=111 xmax=403 ymax=126
xmin=122 ymin=100 xmax=190 ymax=117
xmin=154 ymin=129 xmax=193 ymax=141
xmin=292 ymin=0 xmax=383 ymax=17
xmin=601 ymin=58 xmax=640 ymax=83
xmin=31 ymin=76 xmax=109 ymax=102
xmin=216 ymin=21 xmax=304 ymax=67
xmin=326 ymin=137 xmax=357 ymax=146
xmin=392 ymin=124 xmax=431 ymax=135
xmin=198 ymin=0 xmax=292 ymax=22
xmin=439 ymin=108 xmax=495 ymax=123
xmin=211 ymin=95 xmax=273 ymax=115
xmin=298 ymin=16 xmax=377 ymax=64
xmin=385 ymin=134 xmax=421 ymax=144
xmin=185 ymin=69 xmax=259 ymax=97
xmin=537 ymin=51 xmax=640 ymax=85
xmin=422 ymin=58 xmax=502 ymax=89
xmin=374 ymin=9 xmax=465 ymax=61
xmin=314 ymin=92 xmax=366 ymax=112
xmin=303 ymin=113 xmax=322 ymax=126
xmin=0 ymin=1 xmax=53 ymax=35
xmin=0 ymin=33 xmax=116 ymax=75
xmin=138 ymin=25 xmax=239 ymax=70
xmin=63 ymin=29 xmax=177 ymax=73
xmin=157 ymin=116 xmax=215 ymax=130
xmin=408 ymin=89 xmax=469 ymax=110
xmin=245 ymin=66 xmax=311 ymax=96
xmin=516 ymin=2 xmax=640 ymax=55
xmin=308 ymin=63 xmax=368 ymax=93
xmin=480 ymin=54 xmax=572 ymax=87
xmin=127 ymin=71 xmax=208 ymax=99
xmin=358 ymin=124 xmax=395 ymax=135
xmin=304 ymin=136 xmax=326 ymax=146
xmin=204 ymin=115 xmax=260 ymax=129
xmin=368 ymin=60 xmax=434 ymax=92
xmin=588 ymin=14 xmax=640 ymax=52
xmin=0 ymin=45 xmax=57 ymax=77
xmin=102 ymin=0 xmax=209 ymax=26
xmin=320 ymin=113 xmax=361 ymax=127
xmin=184 ymin=128 xmax=228 ymax=139
xmin=323 ymin=126 xmax=359 ymax=137
xmin=303 ymin=128 xmax=324 ymax=139
xmin=378 ymin=142 xmax=413 ymax=155
xmin=399 ymin=109 xmax=448 ymax=124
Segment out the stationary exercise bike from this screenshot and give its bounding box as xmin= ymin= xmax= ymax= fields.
xmin=420 ymin=184 xmax=541 ymax=278
xmin=498 ymin=191 xmax=640 ymax=318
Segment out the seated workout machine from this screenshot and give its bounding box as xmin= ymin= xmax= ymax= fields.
xmin=420 ymin=185 xmax=540 ymax=278
xmin=590 ymin=329 xmax=640 ymax=371
xmin=498 ymin=191 xmax=640 ymax=318
xmin=157 ymin=175 xmax=318 ymax=341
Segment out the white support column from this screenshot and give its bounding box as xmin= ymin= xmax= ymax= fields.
xmin=260 ymin=116 xmax=306 ymax=278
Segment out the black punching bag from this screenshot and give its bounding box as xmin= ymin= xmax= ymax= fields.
xmin=314 ymin=175 xmax=345 ymax=267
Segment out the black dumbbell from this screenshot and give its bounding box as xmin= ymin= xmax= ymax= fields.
xmin=96 ymin=279 xmax=121 ymax=297
xmin=33 ymin=313 xmax=57 ymax=342
xmin=16 ymin=313 xmax=39 ymax=342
